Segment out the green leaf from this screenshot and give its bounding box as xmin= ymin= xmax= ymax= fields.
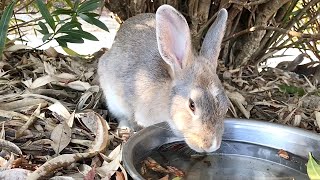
xmin=60 ymin=30 xmax=98 ymax=41
xmin=172 ymin=177 xmax=182 ymax=180
xmin=0 ymin=0 xmax=17 ymax=61
xmin=56 ymin=38 xmax=67 ymax=47
xmin=278 ymin=84 xmax=305 ymax=96
xmin=79 ymin=13 xmax=109 ymax=32
xmin=36 ymin=0 xmax=56 ymax=30
xmin=52 ymin=8 xmax=74 ymax=16
xmin=62 ymin=47 xmax=80 ymax=56
xmin=82 ymin=12 xmax=100 ymax=17
xmin=77 ymin=0 xmax=100 ymax=13
xmin=307 ymin=153 xmax=320 ymax=180
xmin=57 ymin=22 xmax=81 ymax=33
xmin=65 ymin=0 xmax=73 ymax=8
xmin=42 ymin=33 xmax=53 ymax=42
xmin=38 ymin=21 xmax=49 ymax=34
xmin=73 ymin=0 xmax=81 ymax=10
xmin=56 ymin=35 xmax=84 ymax=44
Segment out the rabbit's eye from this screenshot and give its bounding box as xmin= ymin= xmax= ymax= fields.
xmin=189 ymin=98 xmax=195 ymax=113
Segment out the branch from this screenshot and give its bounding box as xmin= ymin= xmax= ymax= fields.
xmin=229 ymin=0 xmax=269 ymax=8
xmin=223 ymin=25 xmax=320 ymax=42
xmin=16 ymin=0 xmax=36 ymax=13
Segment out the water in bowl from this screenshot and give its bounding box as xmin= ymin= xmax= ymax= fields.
xmin=137 ymin=140 xmax=308 ymax=180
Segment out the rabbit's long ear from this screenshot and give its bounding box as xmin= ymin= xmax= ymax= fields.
xmin=200 ymin=9 xmax=228 ymax=71
xmin=156 ymin=5 xmax=192 ymax=72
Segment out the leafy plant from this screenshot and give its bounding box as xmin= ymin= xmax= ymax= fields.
xmin=34 ymin=0 xmax=109 ymax=54
xmin=278 ymin=84 xmax=305 ymax=96
xmin=0 ymin=0 xmax=17 ymax=60
xmin=307 ymin=153 xmax=320 ymax=180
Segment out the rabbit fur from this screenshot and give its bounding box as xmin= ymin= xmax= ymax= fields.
xmin=98 ymin=5 xmax=229 ymax=153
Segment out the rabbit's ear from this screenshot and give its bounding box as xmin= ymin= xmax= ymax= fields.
xmin=286 ymin=53 xmax=306 ymax=71
xmin=200 ymin=9 xmax=228 ymax=70
xmin=156 ymin=5 xmax=192 ymax=72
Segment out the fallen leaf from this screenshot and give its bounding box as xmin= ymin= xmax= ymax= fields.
xmin=115 ymin=171 xmax=125 ymax=180
xmin=48 ymin=102 xmax=71 ymax=122
xmin=96 ymin=145 xmax=122 ymax=178
xmin=66 ymin=81 xmax=91 ymax=91
xmin=16 ymin=104 xmax=41 ymax=138
xmin=226 ymin=91 xmax=250 ymax=119
xmin=30 ymin=75 xmax=57 ymax=89
xmin=84 ymin=165 xmax=96 ymax=180
xmin=77 ymin=111 xmax=109 ymax=152
xmin=45 ymin=47 xmax=59 ymax=58
xmin=278 ymin=149 xmax=289 ymax=160
xmin=315 ymin=111 xmax=320 ymax=128
xmin=50 ymin=121 xmax=72 ymax=154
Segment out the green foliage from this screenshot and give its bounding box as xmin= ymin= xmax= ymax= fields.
xmin=34 ymin=0 xmax=109 ymax=55
xmin=36 ymin=0 xmax=56 ymax=30
xmin=307 ymin=153 xmax=320 ymax=180
xmin=278 ymin=84 xmax=305 ymax=96
xmin=0 ymin=0 xmax=17 ymax=60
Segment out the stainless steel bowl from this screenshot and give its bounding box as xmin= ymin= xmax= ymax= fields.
xmin=123 ymin=118 xmax=320 ymax=180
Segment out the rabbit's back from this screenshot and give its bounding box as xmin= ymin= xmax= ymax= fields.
xmin=98 ymin=13 xmax=172 ymax=127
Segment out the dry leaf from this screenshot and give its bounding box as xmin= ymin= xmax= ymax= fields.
xmin=43 ymin=61 xmax=56 ymax=75
xmin=0 ymin=139 xmax=22 ymax=155
xmin=96 ymin=145 xmax=122 ymax=178
xmin=278 ymin=149 xmax=289 ymax=160
xmin=50 ymin=121 xmax=72 ymax=154
xmin=48 ymin=102 xmax=71 ymax=122
xmin=0 ymin=123 xmax=5 ymax=139
xmin=118 ymin=163 xmax=128 ymax=180
xmin=55 ymin=73 xmax=78 ymax=81
xmin=115 ymin=171 xmax=125 ymax=180
xmin=0 ymin=98 xmax=48 ymax=111
xmin=315 ymin=111 xmax=320 ymax=128
xmin=0 ymin=156 xmax=7 ymax=167
xmin=78 ymin=112 xmax=109 ymax=152
xmin=50 ymin=176 xmax=75 ymax=180
xmin=66 ymin=81 xmax=91 ymax=91
xmin=45 ymin=47 xmax=59 ymax=58
xmin=226 ymin=91 xmax=250 ymax=118
xmin=84 ymin=166 xmax=96 ymax=180
xmin=16 ymin=104 xmax=41 ymax=138
xmin=6 ymin=44 xmax=32 ymax=52
xmin=30 ymin=75 xmax=57 ymax=89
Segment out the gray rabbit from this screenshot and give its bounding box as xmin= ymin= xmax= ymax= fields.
xmin=98 ymin=5 xmax=229 ymax=153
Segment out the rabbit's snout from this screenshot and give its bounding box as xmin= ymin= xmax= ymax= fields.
xmin=184 ymin=128 xmax=223 ymax=153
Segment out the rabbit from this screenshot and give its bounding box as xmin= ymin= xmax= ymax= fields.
xmin=276 ymin=53 xmax=320 ymax=84
xmin=98 ymin=4 xmax=229 ymax=153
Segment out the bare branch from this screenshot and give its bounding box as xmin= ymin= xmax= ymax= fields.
xmin=224 ymin=25 xmax=320 ymax=42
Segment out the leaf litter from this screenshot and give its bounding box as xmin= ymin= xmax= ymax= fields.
xmin=0 ymin=46 xmax=126 ymax=179
xmin=0 ymin=44 xmax=319 ymax=179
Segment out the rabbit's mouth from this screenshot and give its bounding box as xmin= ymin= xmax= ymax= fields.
xmin=184 ymin=135 xmax=222 ymax=153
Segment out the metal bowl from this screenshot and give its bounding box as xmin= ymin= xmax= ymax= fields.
xmin=123 ymin=118 xmax=320 ymax=180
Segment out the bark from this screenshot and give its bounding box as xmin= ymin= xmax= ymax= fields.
xmin=233 ymin=0 xmax=290 ymax=67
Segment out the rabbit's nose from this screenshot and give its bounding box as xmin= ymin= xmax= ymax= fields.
xmin=202 ymin=138 xmax=213 ymax=149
